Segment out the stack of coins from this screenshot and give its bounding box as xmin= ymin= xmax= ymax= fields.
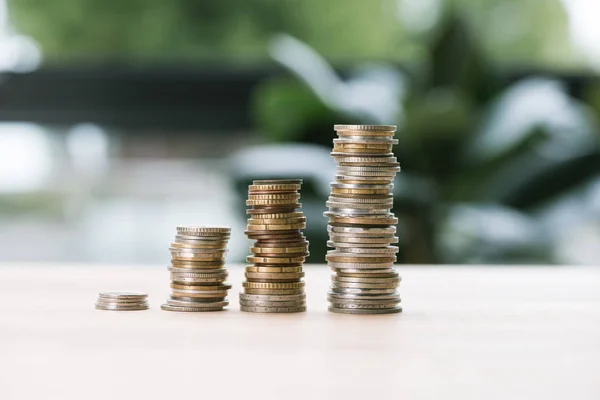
xmin=161 ymin=226 xmax=232 ymax=312
xmin=325 ymin=124 xmax=402 ymax=314
xmin=240 ymin=179 xmax=308 ymax=313
xmin=95 ymin=292 xmax=149 ymax=311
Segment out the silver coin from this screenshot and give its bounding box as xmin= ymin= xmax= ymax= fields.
xmin=161 ymin=304 xmax=225 ymax=312
xmin=169 ymin=247 xmax=227 ymax=254
xmin=328 ymin=241 xmax=396 ymax=249
xmin=328 ymin=196 xmax=393 ymax=204
xmin=327 ymin=291 xmax=401 ymax=301
xmin=333 ymin=138 xmax=398 ymax=145
xmin=336 ymin=165 xmax=401 ymax=173
xmin=328 ymin=262 xmax=395 ymax=270
xmin=239 ymin=293 xmax=306 ymax=302
xmin=332 ymin=281 xmax=399 ymax=289
xmin=239 ymin=300 xmax=306 ymax=308
xmin=98 ymin=291 xmax=147 ymax=299
xmin=170 ymin=270 xmax=228 ymax=278
xmin=332 ymin=275 xmax=401 ymax=284
xmin=330 ymin=268 xmax=396 ymax=275
xmin=328 ymin=226 xmax=396 ymax=235
xmin=328 ymin=306 xmax=402 ymax=314
xmin=175 ymin=235 xmax=230 ymax=242
xmin=329 ymin=235 xmax=398 ymax=243
xmin=171 ymin=276 xmax=227 ymax=284
xmin=333 ymin=156 xmax=399 ymax=165
xmin=240 ymin=305 xmax=306 ymax=313
xmin=169 ymin=295 xmax=226 ymax=303
xmin=95 ymin=303 xmax=149 ymax=311
xmin=331 ymin=287 xmax=398 ymax=295
xmin=337 ymin=246 xmax=399 ymax=254
xmin=167 ymin=299 xmax=229 ymax=308
xmin=330 ymin=183 xmax=393 ymax=190
xmin=327 ymin=199 xmax=393 ymax=209
xmin=168 ymin=267 xmax=227 ymax=274
xmin=96 ymin=298 xmax=148 ymax=305
xmin=335 ymin=175 xmax=395 ymax=182
xmin=329 ymin=300 xmax=400 ymax=310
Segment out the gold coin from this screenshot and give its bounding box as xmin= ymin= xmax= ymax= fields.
xmin=242 ymin=281 xmax=305 ymax=289
xmin=249 ymin=212 xmax=304 ymax=219
xmin=245 ymin=266 xmax=303 ymax=273
xmin=176 ymin=226 xmax=231 ymax=235
xmin=171 ymin=283 xmax=232 ymax=291
xmin=249 ymin=184 xmax=301 ymax=192
xmin=248 ymin=193 xmax=300 ymax=200
xmin=250 ymin=246 xmax=308 ymax=254
xmin=246 ymin=256 xmax=306 ymax=264
xmin=247 ymin=217 xmax=306 ymax=225
xmin=243 ymin=288 xmax=305 ymax=295
xmin=246 ymin=223 xmax=306 ymax=231
xmin=245 ymin=272 xmax=305 ymax=280
xmin=246 ymin=200 xmax=302 ymax=206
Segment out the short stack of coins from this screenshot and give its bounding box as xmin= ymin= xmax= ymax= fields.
xmin=161 ymin=226 xmax=232 ymax=312
xmin=95 ymin=292 xmax=149 ymax=311
xmin=240 ymin=179 xmax=308 ymax=313
xmin=325 ymin=124 xmax=402 ymax=314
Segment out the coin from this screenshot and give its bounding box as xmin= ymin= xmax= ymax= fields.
xmin=161 ymin=304 xmax=225 ymax=312
xmin=328 ymin=226 xmax=396 ymax=235
xmin=242 ymin=281 xmax=305 ymax=289
xmin=171 ymin=289 xmax=230 ymax=298
xmin=334 ymin=124 xmax=397 ymax=132
xmin=331 ymin=287 xmax=398 ymax=295
xmin=98 ymin=291 xmax=147 ymax=299
xmin=171 ymin=283 xmax=232 ymax=291
xmin=246 ymin=256 xmax=306 ymax=264
xmin=327 ymin=262 xmax=395 ymax=269
xmin=245 ymin=222 xmax=306 ymax=231
xmin=247 ymin=217 xmax=306 ymax=225
xmin=332 ymin=281 xmax=399 ymax=289
xmin=243 ymin=288 xmax=305 ymax=295
xmin=328 ymin=306 xmax=402 ymax=314
xmin=250 ymin=246 xmax=308 ymax=254
xmin=252 ymin=179 xmax=303 ymax=185
xmin=245 ymin=272 xmax=305 ymax=280
xmin=249 ymin=184 xmax=302 ymax=192
xmin=332 ymin=276 xmax=401 ymax=284
xmin=249 ymin=212 xmax=305 ymax=219
xmin=169 ymin=295 xmax=226 ymax=303
xmin=334 ymin=271 xmax=399 ymax=278
xmin=239 ymin=300 xmax=306 ymax=308
xmin=166 ymin=299 xmax=229 ymax=308
xmin=329 ymin=236 xmax=398 ymax=244
xmin=327 ymin=215 xmax=398 ymax=225
xmin=327 ymin=292 xmax=401 ymax=301
xmin=176 ymin=226 xmax=231 ymax=235
xmin=239 ymin=293 xmax=306 ymax=302
xmin=95 ymin=303 xmax=149 ymax=311
xmin=245 ymin=266 xmax=303 ymax=273
xmin=240 ymin=305 xmax=306 ymax=313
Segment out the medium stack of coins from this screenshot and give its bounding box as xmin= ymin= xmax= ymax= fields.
xmin=161 ymin=226 xmax=232 ymax=312
xmin=325 ymin=124 xmax=402 ymax=314
xmin=240 ymin=179 xmax=308 ymax=313
xmin=95 ymin=292 xmax=149 ymax=311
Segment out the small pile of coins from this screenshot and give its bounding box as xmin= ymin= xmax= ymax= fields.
xmin=240 ymin=179 xmax=308 ymax=313
xmin=325 ymin=124 xmax=402 ymax=314
xmin=95 ymin=292 xmax=149 ymax=311
xmin=161 ymin=226 xmax=232 ymax=312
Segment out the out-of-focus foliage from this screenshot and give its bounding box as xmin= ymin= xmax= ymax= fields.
xmin=252 ymin=12 xmax=600 ymax=264
xmin=8 ymin=0 xmax=583 ymax=69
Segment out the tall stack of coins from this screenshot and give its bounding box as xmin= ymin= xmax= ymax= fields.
xmin=161 ymin=226 xmax=232 ymax=312
xmin=240 ymin=179 xmax=308 ymax=313
xmin=95 ymin=292 xmax=149 ymax=311
xmin=325 ymin=124 xmax=402 ymax=314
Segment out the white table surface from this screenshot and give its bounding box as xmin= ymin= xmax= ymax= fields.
xmin=0 ymin=264 xmax=599 ymax=400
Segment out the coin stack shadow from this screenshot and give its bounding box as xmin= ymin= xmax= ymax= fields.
xmin=324 ymin=124 xmax=402 ymax=314
xmin=161 ymin=226 xmax=232 ymax=312
xmin=240 ymin=179 xmax=308 ymax=313
xmin=96 ymin=292 xmax=149 ymax=311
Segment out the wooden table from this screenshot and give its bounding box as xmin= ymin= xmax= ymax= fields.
xmin=0 ymin=264 xmax=599 ymax=400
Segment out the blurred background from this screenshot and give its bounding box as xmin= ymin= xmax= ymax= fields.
xmin=1 ymin=0 xmax=600 ymax=265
